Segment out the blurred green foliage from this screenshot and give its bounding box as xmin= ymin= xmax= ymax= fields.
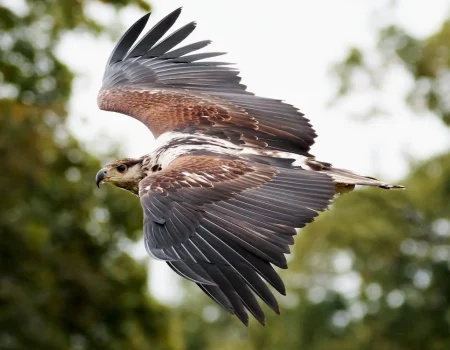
xmin=0 ymin=1 xmax=182 ymax=349
xmin=332 ymin=10 xmax=450 ymax=126
xmin=1 ymin=1 xmax=449 ymax=349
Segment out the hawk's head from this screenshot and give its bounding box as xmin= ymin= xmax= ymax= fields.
xmin=96 ymin=158 xmax=146 ymax=195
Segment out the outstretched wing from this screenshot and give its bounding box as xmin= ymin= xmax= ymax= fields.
xmin=98 ymin=8 xmax=317 ymax=155
xmin=139 ymin=155 xmax=334 ymax=325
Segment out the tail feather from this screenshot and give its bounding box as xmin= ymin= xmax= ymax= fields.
xmin=305 ymin=159 xmax=405 ymax=191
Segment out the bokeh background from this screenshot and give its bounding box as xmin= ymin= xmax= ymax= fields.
xmin=1 ymin=0 xmax=450 ymax=349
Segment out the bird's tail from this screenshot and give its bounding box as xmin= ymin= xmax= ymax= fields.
xmin=305 ymin=159 xmax=405 ymax=194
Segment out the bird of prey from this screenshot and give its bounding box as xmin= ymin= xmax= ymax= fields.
xmin=95 ymin=8 xmax=403 ymax=325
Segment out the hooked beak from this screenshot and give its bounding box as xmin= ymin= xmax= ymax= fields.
xmin=96 ymin=169 xmax=107 ymax=188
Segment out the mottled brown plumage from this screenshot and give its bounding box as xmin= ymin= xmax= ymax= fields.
xmin=139 ymin=155 xmax=273 ymax=195
xmin=98 ymin=88 xmax=238 ymax=138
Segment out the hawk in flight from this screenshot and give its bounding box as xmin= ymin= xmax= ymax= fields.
xmin=95 ymin=8 xmax=403 ymax=325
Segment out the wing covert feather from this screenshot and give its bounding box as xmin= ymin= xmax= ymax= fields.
xmin=138 ymin=155 xmax=334 ymax=325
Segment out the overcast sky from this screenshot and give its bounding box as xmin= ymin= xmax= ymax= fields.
xmin=57 ymin=0 xmax=450 ymax=303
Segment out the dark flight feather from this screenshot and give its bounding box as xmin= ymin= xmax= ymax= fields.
xmin=161 ymin=40 xmax=212 ymax=59
xmin=126 ymin=8 xmax=182 ymax=59
xmin=138 ymin=155 xmax=334 ymax=325
xmin=143 ymin=22 xmax=197 ymax=58
xmin=106 ymin=13 xmax=150 ymax=66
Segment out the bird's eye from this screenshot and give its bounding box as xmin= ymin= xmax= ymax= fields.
xmin=117 ymin=164 xmax=127 ymax=173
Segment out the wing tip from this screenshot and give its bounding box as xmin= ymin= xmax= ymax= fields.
xmin=274 ymin=306 xmax=281 ymax=315
xmin=168 ymin=7 xmax=183 ymax=21
xmin=239 ymin=314 xmax=250 ymax=326
xmin=185 ymin=21 xmax=198 ymax=30
xmin=168 ymin=7 xmax=183 ymax=18
xmin=106 ymin=11 xmax=152 ymax=66
xmin=142 ymin=12 xmax=151 ymax=20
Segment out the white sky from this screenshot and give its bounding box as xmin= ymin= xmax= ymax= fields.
xmin=57 ymin=0 xmax=450 ymax=303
